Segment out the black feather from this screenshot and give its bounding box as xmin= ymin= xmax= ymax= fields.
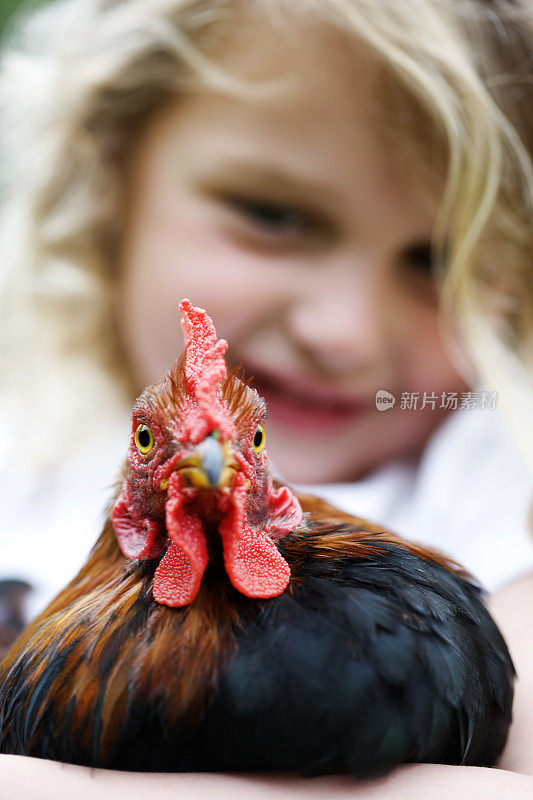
xmin=0 ymin=527 xmax=514 ymax=775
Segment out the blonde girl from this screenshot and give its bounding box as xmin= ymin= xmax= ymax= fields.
xmin=0 ymin=0 xmax=529 ymax=475
xmin=1 ymin=0 xmax=533 ymax=796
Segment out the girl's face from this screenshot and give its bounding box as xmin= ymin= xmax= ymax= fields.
xmin=119 ymin=26 xmax=468 ymax=483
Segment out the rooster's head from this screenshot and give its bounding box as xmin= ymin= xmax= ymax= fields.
xmin=112 ymin=300 xmax=303 ymax=607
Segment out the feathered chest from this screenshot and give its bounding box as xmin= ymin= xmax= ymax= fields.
xmin=0 ymin=514 xmax=514 ymax=774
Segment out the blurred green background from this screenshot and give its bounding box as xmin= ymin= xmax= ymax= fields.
xmin=1 ymin=0 xmax=47 ymax=38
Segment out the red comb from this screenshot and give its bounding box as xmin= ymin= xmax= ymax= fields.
xmin=178 ymin=299 xmax=234 ymax=444
xmin=180 ymin=299 xmax=227 ymax=393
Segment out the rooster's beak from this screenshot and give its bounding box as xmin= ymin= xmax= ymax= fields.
xmin=175 ymin=436 xmax=239 ymax=489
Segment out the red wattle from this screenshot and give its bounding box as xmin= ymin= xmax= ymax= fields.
xmin=219 ymin=473 xmax=291 ymax=598
xmin=153 ymin=539 xmax=207 ymax=607
xmin=221 ymin=523 xmax=292 ymax=598
xmin=152 ymin=476 xmax=209 ymax=607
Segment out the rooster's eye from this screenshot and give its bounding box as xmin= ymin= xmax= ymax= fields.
xmin=252 ymin=424 xmax=266 ymax=454
xmin=135 ymin=424 xmax=155 ymax=455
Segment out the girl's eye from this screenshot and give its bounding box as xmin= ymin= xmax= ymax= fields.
xmin=398 ymin=241 xmax=441 ymax=302
xmin=229 ymin=197 xmax=309 ymax=236
xmin=402 ymin=242 xmax=434 ymax=274
xmin=135 ymin=424 xmax=155 ymax=455
xmin=252 ymin=424 xmax=266 ymax=454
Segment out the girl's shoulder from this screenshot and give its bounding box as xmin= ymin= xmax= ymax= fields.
xmin=312 ymin=405 xmax=533 ymax=593
xmin=408 ymin=405 xmax=533 ymax=591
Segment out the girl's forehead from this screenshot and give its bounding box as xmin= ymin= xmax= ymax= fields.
xmin=222 ymin=10 xmax=445 ymax=170
xmin=149 ymin=17 xmax=442 ymax=207
xmin=142 ymin=27 xmax=394 ymax=181
xmin=129 ymin=65 xmax=439 ymax=247
xmin=214 ymin=14 xmax=382 ymax=112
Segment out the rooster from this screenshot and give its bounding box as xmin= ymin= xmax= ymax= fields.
xmin=0 ymin=300 xmax=514 ymax=775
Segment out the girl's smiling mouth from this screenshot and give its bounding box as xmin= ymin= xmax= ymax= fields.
xmin=236 ymin=360 xmax=373 ymax=433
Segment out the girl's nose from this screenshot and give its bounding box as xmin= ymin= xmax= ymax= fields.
xmin=286 ymin=262 xmax=391 ymax=375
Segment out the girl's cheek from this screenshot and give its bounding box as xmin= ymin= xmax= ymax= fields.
xmin=386 ymin=281 xmax=463 ymax=390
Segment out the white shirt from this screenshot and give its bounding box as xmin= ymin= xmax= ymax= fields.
xmin=304 ymin=407 xmax=533 ymax=592
xmin=1 ymin=407 xmax=532 ymax=622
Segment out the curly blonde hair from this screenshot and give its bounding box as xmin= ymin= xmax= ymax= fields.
xmin=440 ymin=1 xmax=533 ymax=469
xmin=0 ymin=0 xmax=531 ymax=464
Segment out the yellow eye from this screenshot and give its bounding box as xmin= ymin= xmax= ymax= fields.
xmin=252 ymin=424 xmax=266 ymax=453
xmin=135 ymin=424 xmax=155 ymax=455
